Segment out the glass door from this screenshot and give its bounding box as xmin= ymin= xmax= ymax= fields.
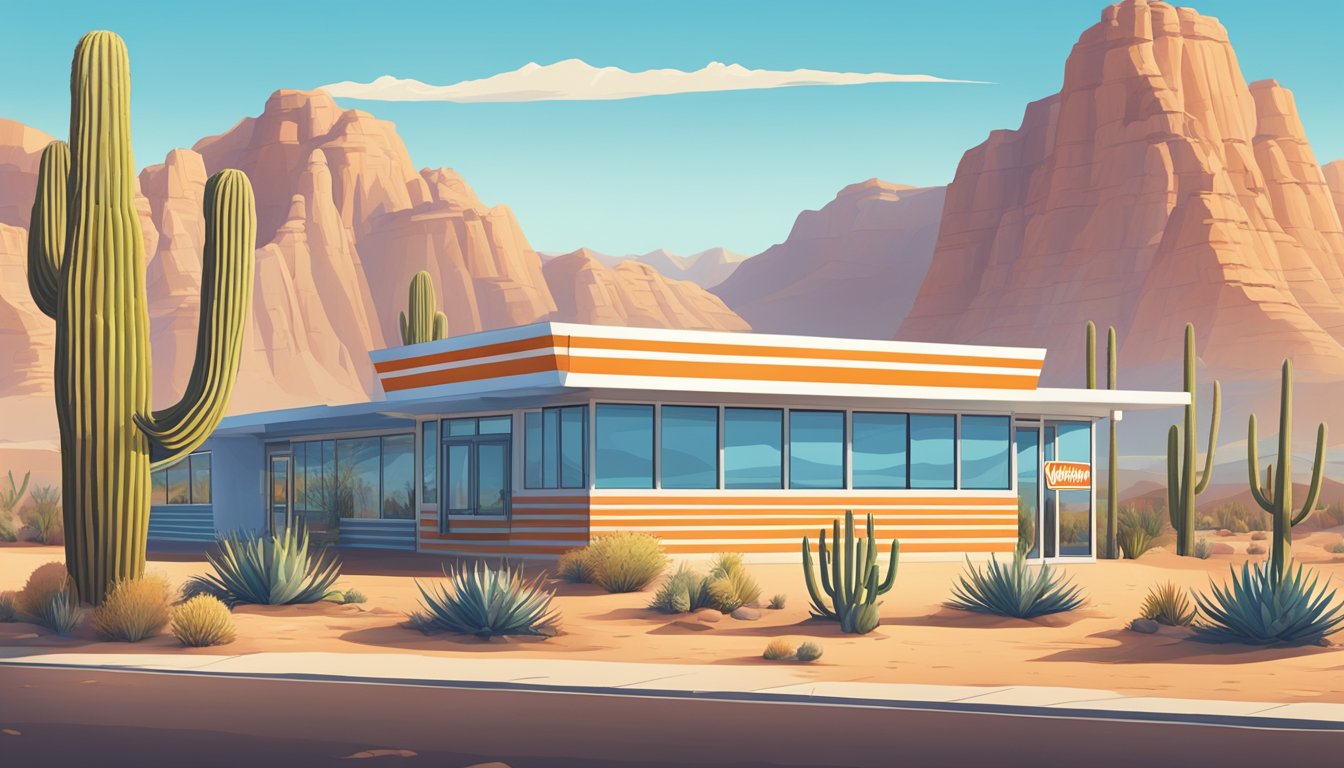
xmin=267 ymin=451 xmax=292 ymax=536
xmin=1015 ymin=424 xmax=1041 ymax=558
xmin=441 ymin=432 xmax=512 ymax=528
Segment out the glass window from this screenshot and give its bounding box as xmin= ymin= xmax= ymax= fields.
xmin=445 ymin=443 xmax=470 ymax=511
xmin=909 ymin=414 xmax=956 ymax=489
xmin=479 ymin=416 xmax=511 ymax=435
xmin=381 ymin=434 xmax=415 ymax=519
xmin=293 ymin=442 xmax=306 ymax=508
xmin=789 ymin=411 xmax=844 ymax=489
xmin=421 ymin=420 xmax=438 ymax=505
xmin=337 ymin=437 xmax=381 ymax=519
xmin=189 ymin=453 xmax=211 ymax=504
xmin=477 ymin=442 xmax=508 ymax=515
xmin=151 ymin=468 xmax=168 ymax=505
xmin=595 ymin=404 xmax=654 ymax=489
xmin=560 ymin=407 xmax=586 ymax=488
xmin=165 ymin=460 xmax=190 ymax=504
xmin=542 ymin=409 xmax=559 ymax=488
xmin=852 ymin=412 xmax=907 ymax=489
xmin=524 ymin=412 xmax=543 ymax=489
xmin=447 ymin=418 xmax=477 ymax=437
xmin=661 ymin=406 xmax=718 ymax=489
xmin=724 ymin=408 xmax=783 ymax=489
xmin=961 ymin=415 xmax=1011 ymax=490
xmin=1054 ymin=421 xmax=1093 ymax=557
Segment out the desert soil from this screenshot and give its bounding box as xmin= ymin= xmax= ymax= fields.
xmin=3 ymin=530 xmax=1344 ymax=705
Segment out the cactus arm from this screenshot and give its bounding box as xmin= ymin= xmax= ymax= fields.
xmin=1194 ymin=379 xmax=1221 ymax=494
xmin=842 ymin=514 xmax=855 ymax=606
xmin=817 ymin=528 xmax=834 ymax=598
xmin=135 ymin=170 xmax=256 ymax=468
xmin=1167 ymin=425 xmax=1181 ymax=528
xmin=1247 ymin=415 xmax=1273 ymax=513
xmin=26 ymin=141 xmax=69 ymax=319
xmin=1085 ymin=321 xmax=1096 ymax=389
xmin=433 ymin=311 xmax=447 ymax=341
xmin=878 ymin=539 xmax=899 ymax=594
xmin=399 ymin=311 xmax=410 ymax=345
xmin=801 ymin=536 xmax=834 ymax=618
xmin=1106 ymin=326 xmax=1117 ymax=389
xmin=1293 ymin=423 xmax=1327 ymax=527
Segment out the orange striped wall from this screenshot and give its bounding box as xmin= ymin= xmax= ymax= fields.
xmin=415 ymin=492 xmax=1018 ymax=559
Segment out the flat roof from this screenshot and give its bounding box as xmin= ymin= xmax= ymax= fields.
xmin=212 ymin=323 xmax=1187 ymax=436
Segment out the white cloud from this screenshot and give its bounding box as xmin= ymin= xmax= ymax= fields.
xmin=318 ymin=59 xmax=984 ymax=103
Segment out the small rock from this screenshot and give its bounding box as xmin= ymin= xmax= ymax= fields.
xmin=1130 ymin=619 xmax=1160 ymax=634
xmin=730 ymin=607 xmax=761 ymax=621
xmin=1 ymin=729 xmax=20 ymax=737
xmin=1217 ymin=529 xmax=1233 ymax=537
xmin=692 ymin=608 xmax=721 ymax=623
xmin=1210 ymin=542 xmax=1235 ymax=555
xmin=1247 ymin=544 xmax=1267 ymax=555
xmin=340 ymin=748 xmax=417 ymax=759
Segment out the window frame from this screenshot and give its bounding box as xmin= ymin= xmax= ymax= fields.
xmin=594 ymin=402 xmax=656 ymax=490
xmin=722 ymin=406 xmax=785 ymax=490
xmin=787 ymin=409 xmax=846 ymax=490
xmin=523 ymin=405 xmax=587 ymax=490
xmin=151 ymin=450 xmax=213 ymax=506
xmin=659 ymin=404 xmax=721 ymax=490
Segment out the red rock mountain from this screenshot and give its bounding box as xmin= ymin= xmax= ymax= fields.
xmin=899 ymin=0 xmax=1344 ymax=383
xmin=714 ymin=180 xmax=945 ymax=339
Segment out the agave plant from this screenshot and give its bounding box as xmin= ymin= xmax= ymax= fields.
xmin=415 ymin=561 xmax=559 ymax=638
xmin=184 ymin=525 xmax=341 ymax=606
xmin=1193 ymin=560 xmax=1344 ymax=645
xmin=948 ymin=550 xmax=1086 ymax=619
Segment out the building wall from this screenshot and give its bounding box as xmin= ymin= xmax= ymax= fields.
xmin=210 ymin=436 xmax=266 ymax=536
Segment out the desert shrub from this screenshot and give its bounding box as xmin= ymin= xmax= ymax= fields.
xmin=92 ymin=574 xmax=173 ymax=642
xmin=21 ymin=485 xmax=62 ymax=544
xmin=183 ymin=526 xmax=340 ymax=606
xmin=0 ymin=591 xmax=16 ymax=622
xmin=0 ymin=514 xmax=16 ymax=542
xmin=171 ymin=595 xmax=236 ymax=647
xmin=1231 ymin=519 xmax=1250 ymax=535
xmin=648 ymin=564 xmax=713 ymax=614
xmin=414 ymin=562 xmax=558 ymax=638
xmin=706 ymin=553 xmax=761 ymax=612
xmin=0 ymin=470 xmax=29 ymax=520
xmin=1140 ymin=581 xmax=1196 ymax=626
xmin=1250 ymin=531 xmax=1267 ymax=541
xmin=795 ymin=641 xmax=823 ymax=662
xmin=1331 ymin=541 xmax=1344 ymax=555
xmin=555 ymin=548 xmax=594 ymax=584
xmin=768 ymin=593 xmax=787 ymax=610
xmin=33 ymin=589 xmax=83 ymax=635
xmin=1317 ymin=503 xmax=1344 ymax=530
xmin=1215 ymin=503 xmax=1267 ymax=533
xmin=17 ymin=562 xmax=72 ymax=615
xmin=948 ymin=551 xmax=1085 ymax=619
xmin=762 ymin=639 xmax=794 ymax=661
xmin=340 ymin=588 xmax=367 ymax=604
xmin=1195 ymin=515 xmax=1216 ymax=531
xmin=1194 ymin=561 xmax=1344 ymax=645
xmin=583 ymin=532 xmax=667 ymax=593
xmin=1192 ymin=537 xmax=1213 ymax=560
xmin=1118 ymin=505 xmax=1163 ymax=559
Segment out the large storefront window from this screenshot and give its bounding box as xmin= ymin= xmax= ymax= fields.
xmin=151 ymin=452 xmax=211 ymax=505
xmin=960 ymin=415 xmax=1011 ymax=490
xmin=525 ymin=406 xmax=586 ymax=489
xmin=724 ymin=408 xmax=783 ymax=489
xmin=788 ymin=411 xmax=844 ymax=489
xmin=595 ymin=404 xmax=655 ymax=489
xmin=661 ymin=406 xmax=718 ymax=489
xmin=421 ymin=420 xmax=438 ymax=505
xmin=852 ymin=412 xmax=908 ymax=489
xmin=292 ymin=434 xmax=415 ymax=522
xmin=909 ymin=414 xmax=956 ymax=489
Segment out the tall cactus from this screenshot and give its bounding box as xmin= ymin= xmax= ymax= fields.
xmin=1166 ymin=323 xmax=1220 ymax=556
xmin=802 ymin=510 xmax=899 ymax=634
xmin=26 ymin=31 xmax=256 ymax=603
xmin=1248 ymin=359 xmax=1326 ymax=581
xmin=399 ymin=271 xmax=447 ymax=345
xmin=0 ymin=471 xmax=30 ymax=516
xmin=1086 ymin=322 xmax=1121 ymax=559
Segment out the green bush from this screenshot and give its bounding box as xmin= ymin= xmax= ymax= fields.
xmin=555 ymin=548 xmax=594 ymax=584
xmin=183 ymin=526 xmax=341 ymax=606
xmin=1331 ymin=541 xmax=1344 ymax=555
xmin=92 ymin=574 xmax=173 ymax=642
xmin=0 ymin=591 xmax=16 ymax=622
xmin=415 ymin=562 xmax=559 ymax=638
xmin=762 ymin=639 xmax=793 ymax=661
xmin=1118 ymin=505 xmax=1163 ymax=559
xmin=706 ymin=552 xmax=761 ymax=612
xmin=0 ymin=514 xmax=16 ymax=543
xmin=1231 ymin=519 xmax=1249 ymax=535
xmin=795 ymin=641 xmax=823 ymax=662
xmin=340 ymin=588 xmax=367 ymax=604
xmin=948 ymin=551 xmax=1085 ymax=619
xmin=768 ymin=593 xmax=787 ymax=610
xmin=1192 ymin=537 xmax=1213 ymax=560
xmin=648 ymin=564 xmax=713 ymax=614
xmin=583 ymin=532 xmax=667 ymax=593
xmin=1140 ymin=581 xmax=1196 ymax=626
xmin=1194 ymin=561 xmax=1344 ymax=645
xmin=171 ymin=595 xmax=236 ymax=647
xmin=1195 ymin=515 xmax=1216 ymax=531
xmin=21 ymin=485 xmax=62 ymax=545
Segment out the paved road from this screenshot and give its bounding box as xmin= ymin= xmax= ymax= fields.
xmin=1 ymin=666 xmax=1341 ymax=767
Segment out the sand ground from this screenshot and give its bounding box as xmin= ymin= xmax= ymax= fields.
xmin=3 ymin=530 xmax=1344 ymax=705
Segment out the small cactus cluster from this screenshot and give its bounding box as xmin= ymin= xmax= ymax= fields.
xmin=801 ymin=510 xmax=898 ymax=634
xmin=399 ymin=271 xmax=447 ymax=345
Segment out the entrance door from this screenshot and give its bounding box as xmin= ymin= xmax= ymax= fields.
xmin=1015 ymin=424 xmax=1041 ymax=558
xmin=441 ymin=434 xmax=512 ymax=527
xmin=267 ymin=450 xmax=292 ymax=536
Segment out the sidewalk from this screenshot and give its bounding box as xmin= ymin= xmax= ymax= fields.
xmin=2 ymin=647 xmax=1342 ymax=731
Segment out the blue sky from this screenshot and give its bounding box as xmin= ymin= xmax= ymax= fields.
xmin=2 ymin=1 xmax=1340 ymax=255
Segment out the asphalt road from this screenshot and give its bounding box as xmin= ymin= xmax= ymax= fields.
xmin=1 ymin=666 xmax=1342 ymax=767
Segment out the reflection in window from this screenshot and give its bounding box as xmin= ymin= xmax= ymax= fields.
xmin=789 ymin=411 xmax=844 ymax=489
xmin=337 ymin=437 xmax=381 ymax=519
xmin=165 ymin=461 xmax=190 ymax=504
xmin=724 ymin=408 xmax=783 ymax=489
xmin=909 ymin=414 xmax=956 ymax=489
xmin=525 ymin=406 xmax=586 ymax=489
xmin=524 ymin=412 xmax=544 ymax=489
xmin=661 ymin=406 xmax=718 ymax=489
xmin=960 ymin=415 xmax=1011 ymax=490
xmin=189 ymin=453 xmax=211 ymax=504
xmin=152 ymin=466 xmax=168 ymax=505
xmin=381 ymin=434 xmax=415 ymax=519
xmin=421 ymin=420 xmax=438 ymax=505
xmin=595 ymin=404 xmax=654 ymax=489
xmin=1053 ymin=421 xmax=1092 ymax=557
xmin=560 ymin=407 xmax=585 ymax=488
xmin=151 ymin=451 xmax=212 ymax=506
xmin=291 ymin=435 xmax=416 ymax=521
xmin=852 ymin=412 xmax=907 ymax=489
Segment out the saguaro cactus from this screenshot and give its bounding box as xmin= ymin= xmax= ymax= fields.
xmin=802 ymin=510 xmax=899 ymax=634
xmin=1166 ymin=323 xmax=1220 ymax=556
xmin=1086 ymin=322 xmax=1120 ymax=559
xmin=1248 ymin=359 xmax=1326 ymax=581
xmin=399 ymin=271 xmax=447 ymax=345
xmin=27 ymin=31 xmax=256 ymax=603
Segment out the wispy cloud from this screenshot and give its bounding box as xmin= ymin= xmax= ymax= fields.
xmin=318 ymin=59 xmax=985 ymax=103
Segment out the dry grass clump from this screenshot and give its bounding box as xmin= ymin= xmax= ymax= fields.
xmin=171 ymin=595 xmax=237 ymax=647
xmin=1139 ymin=581 xmax=1196 ymax=626
xmin=762 ymin=638 xmax=794 ymax=661
xmin=566 ymin=533 xmax=667 ymax=593
xmin=17 ymin=562 xmax=71 ymax=615
xmin=795 ymin=641 xmax=823 ymax=662
xmin=556 ymin=548 xmax=595 ymax=584
xmin=768 ymin=593 xmax=787 ymax=610
xmin=92 ymin=574 xmax=174 ymax=642
xmin=0 ymin=591 xmax=17 ymax=622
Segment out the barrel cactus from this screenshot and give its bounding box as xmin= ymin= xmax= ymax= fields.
xmin=399 ymin=270 xmax=447 ymax=345
xmin=26 ymin=31 xmax=256 ymax=603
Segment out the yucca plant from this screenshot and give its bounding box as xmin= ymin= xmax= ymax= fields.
xmin=1140 ymin=581 xmax=1196 ymax=626
xmin=948 ymin=550 xmax=1086 ymax=619
xmin=184 ymin=526 xmax=340 ymax=606
xmin=33 ymin=589 xmax=83 ymax=635
xmin=415 ymin=562 xmax=559 ymax=638
xmin=1193 ymin=560 xmax=1344 ymax=645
